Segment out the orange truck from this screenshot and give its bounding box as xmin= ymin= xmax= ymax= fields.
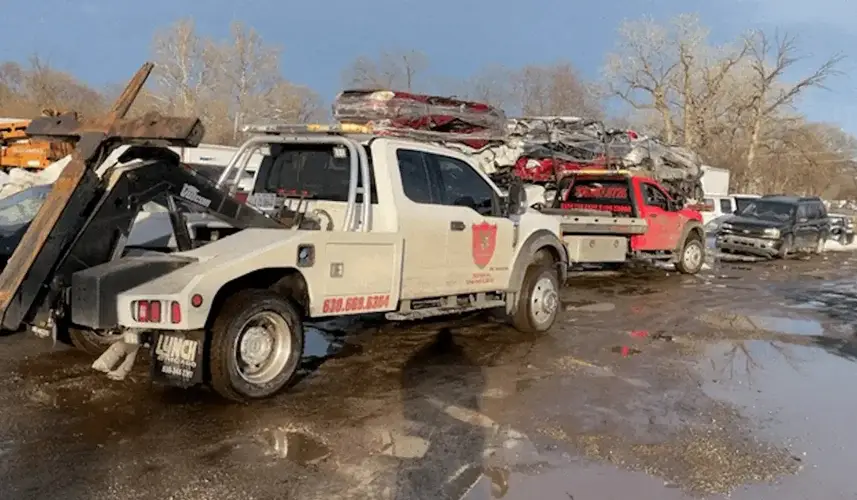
xmin=0 ymin=111 xmax=74 ymax=170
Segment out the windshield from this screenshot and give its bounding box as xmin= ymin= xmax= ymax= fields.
xmin=733 ymin=197 xmax=758 ymax=214
xmin=0 ymin=185 xmax=51 ymax=229
xmin=738 ymin=200 xmax=794 ymax=221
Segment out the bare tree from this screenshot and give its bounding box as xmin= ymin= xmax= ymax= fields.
xmin=742 ymin=30 xmax=844 ymax=178
xmin=259 ymin=81 xmax=323 ymax=123
xmin=0 ymin=56 xmax=105 ymax=119
xmin=147 ymin=18 xmax=321 ymax=145
xmin=342 ymin=50 xmax=429 ymax=90
xmin=461 ymin=64 xmax=514 ymax=109
xmin=214 ymin=21 xmax=282 ymax=140
xmin=603 ymin=17 xmax=678 ymax=142
xmin=150 ymin=18 xmax=217 ymax=116
xmin=513 ymin=63 xmax=602 ymax=118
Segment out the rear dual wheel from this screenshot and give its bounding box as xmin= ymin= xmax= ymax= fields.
xmin=208 ymin=290 xmax=304 ymax=402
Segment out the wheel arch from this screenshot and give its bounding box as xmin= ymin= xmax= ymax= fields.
xmin=508 ymin=230 xmax=568 ymax=296
xmin=203 ymin=267 xmax=310 ymax=330
xmin=674 ymin=220 xmax=705 ymax=253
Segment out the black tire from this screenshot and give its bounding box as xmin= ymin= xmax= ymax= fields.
xmin=63 ymin=327 xmax=111 ymax=356
xmin=839 ymin=233 xmax=854 ymax=246
xmin=675 ymin=235 xmax=705 ymax=274
xmin=208 ymin=289 xmax=304 ymax=402
xmin=510 ymin=264 xmax=561 ymax=333
xmin=777 ymin=234 xmax=794 ymax=259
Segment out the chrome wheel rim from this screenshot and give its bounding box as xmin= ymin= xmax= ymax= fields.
xmin=530 ymin=275 xmax=558 ymax=326
xmin=234 ymin=311 xmax=292 ymax=385
xmin=683 ymin=242 xmax=702 ymax=270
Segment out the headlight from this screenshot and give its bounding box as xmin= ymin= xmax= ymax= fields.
xmin=763 ymin=228 xmax=780 ymax=238
xmin=721 ymin=223 xmax=733 ymax=231
xmin=525 ymin=159 xmax=541 ymax=170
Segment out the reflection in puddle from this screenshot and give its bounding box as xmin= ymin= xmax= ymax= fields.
xmin=697 ymin=340 xmax=857 ymax=499
xmin=261 ymin=429 xmax=331 ymax=465
xmin=697 ymin=311 xmax=824 ymax=336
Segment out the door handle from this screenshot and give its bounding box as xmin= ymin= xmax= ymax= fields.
xmin=650 ymin=214 xmax=658 ymax=218
xmin=450 ymin=221 xmax=465 ymax=231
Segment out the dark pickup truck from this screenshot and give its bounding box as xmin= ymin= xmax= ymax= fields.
xmin=715 ymin=195 xmax=830 ymax=258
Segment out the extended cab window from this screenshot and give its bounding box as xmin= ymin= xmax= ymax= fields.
xmin=397 ymin=149 xmax=435 ymax=204
xmin=562 ymin=178 xmax=632 ymax=214
xmin=253 ymin=144 xmax=377 ymax=203
xmin=642 ymin=183 xmax=669 ymax=209
xmin=719 ymin=198 xmax=732 ymax=213
xmin=430 ymin=154 xmax=496 ymax=215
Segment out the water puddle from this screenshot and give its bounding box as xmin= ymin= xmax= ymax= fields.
xmin=696 ymin=340 xmax=857 ymax=499
xmin=460 ymin=455 xmax=697 ymax=500
xmin=199 ymin=429 xmax=331 ymax=467
xmin=697 ymin=311 xmax=824 ymax=336
xmin=260 ymin=428 xmax=331 ymax=465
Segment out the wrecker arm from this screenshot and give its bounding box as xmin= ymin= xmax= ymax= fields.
xmin=0 ymin=62 xmax=278 ymax=332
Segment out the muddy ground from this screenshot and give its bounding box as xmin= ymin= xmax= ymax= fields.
xmin=2 ymin=249 xmax=857 ymax=500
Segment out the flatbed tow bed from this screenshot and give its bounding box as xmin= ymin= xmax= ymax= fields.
xmin=537 ymin=169 xmax=705 ymax=271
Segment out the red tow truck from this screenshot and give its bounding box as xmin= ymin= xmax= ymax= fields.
xmin=543 ymin=170 xmax=705 ymax=273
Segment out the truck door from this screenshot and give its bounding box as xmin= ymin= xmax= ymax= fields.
xmin=794 ymin=203 xmax=814 ymax=247
xmin=423 ymin=150 xmax=514 ymax=294
xmin=635 ymin=181 xmax=682 ymax=251
xmin=392 ymin=148 xmax=453 ymax=298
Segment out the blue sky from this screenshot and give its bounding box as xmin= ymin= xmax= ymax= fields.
xmin=1 ymin=0 xmax=854 ymax=132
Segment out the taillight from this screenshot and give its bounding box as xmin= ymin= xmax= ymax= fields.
xmin=170 ymin=301 xmax=182 ymax=324
xmin=150 ymin=301 xmax=162 ymax=322
xmin=132 ymin=300 xmax=166 ymax=323
xmin=137 ymin=301 xmax=149 ymax=322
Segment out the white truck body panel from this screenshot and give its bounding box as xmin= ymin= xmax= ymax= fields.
xmin=700 ymin=165 xmax=730 ymax=197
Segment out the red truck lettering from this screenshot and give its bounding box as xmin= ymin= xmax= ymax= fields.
xmin=322 ymin=294 xmax=391 ymax=313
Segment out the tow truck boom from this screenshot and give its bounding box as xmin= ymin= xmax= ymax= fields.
xmin=0 ymin=63 xmax=279 ymax=333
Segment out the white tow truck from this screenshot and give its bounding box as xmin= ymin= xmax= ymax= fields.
xmin=62 ymin=123 xmax=580 ymax=401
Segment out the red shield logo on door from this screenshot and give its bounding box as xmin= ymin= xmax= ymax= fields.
xmin=472 ymin=222 xmax=498 ymax=268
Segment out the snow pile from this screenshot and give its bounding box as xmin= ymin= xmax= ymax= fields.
xmin=0 ymin=155 xmax=70 ymax=198
xmin=825 ymin=239 xmax=857 ymax=252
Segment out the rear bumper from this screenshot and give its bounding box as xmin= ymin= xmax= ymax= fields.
xmin=715 ymin=234 xmax=780 ymax=257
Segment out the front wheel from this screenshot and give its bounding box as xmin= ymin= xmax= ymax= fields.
xmin=675 ymin=236 xmax=705 ymax=274
xmin=208 ymin=289 xmax=304 ymax=402
xmin=510 ymin=264 xmax=561 ymax=333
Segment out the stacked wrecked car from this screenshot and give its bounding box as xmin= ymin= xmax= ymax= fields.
xmin=332 ymin=89 xmax=706 ymax=201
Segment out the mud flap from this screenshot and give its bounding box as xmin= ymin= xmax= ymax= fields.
xmin=151 ymin=330 xmax=206 ymax=388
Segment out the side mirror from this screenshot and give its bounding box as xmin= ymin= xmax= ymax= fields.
xmin=671 ymin=196 xmax=685 ymax=211
xmin=507 ymin=179 xmax=528 ymax=216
